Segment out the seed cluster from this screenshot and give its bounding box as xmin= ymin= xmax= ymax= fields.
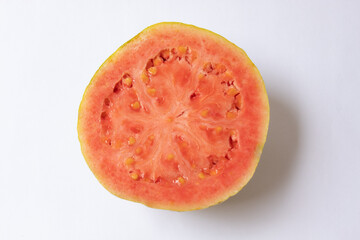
xmin=99 ymin=46 xmax=241 ymax=185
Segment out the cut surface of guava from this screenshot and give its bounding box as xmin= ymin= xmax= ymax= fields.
xmin=78 ymin=22 xmax=269 ymax=211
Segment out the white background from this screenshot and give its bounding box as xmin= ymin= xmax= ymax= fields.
xmin=1 ymin=0 xmax=359 ymax=239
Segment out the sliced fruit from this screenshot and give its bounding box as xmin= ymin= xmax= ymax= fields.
xmin=78 ymin=22 xmax=269 ymax=211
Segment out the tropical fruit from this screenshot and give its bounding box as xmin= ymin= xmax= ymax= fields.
xmin=78 ymin=22 xmax=269 ymax=211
